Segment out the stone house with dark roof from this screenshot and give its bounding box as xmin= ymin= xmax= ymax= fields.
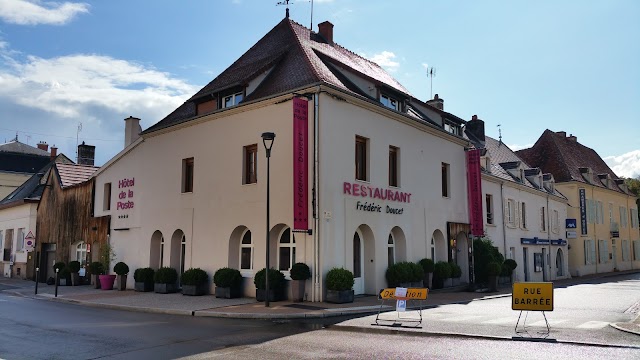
xmin=0 ymin=139 xmax=58 ymax=199
xmin=465 ymin=117 xmax=570 ymax=283
xmin=517 ymin=130 xmax=640 ymax=276
xmin=92 ymin=17 xmax=473 ymax=299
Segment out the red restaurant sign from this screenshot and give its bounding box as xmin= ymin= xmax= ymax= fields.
xmin=466 ymin=149 xmax=483 ymax=236
xmin=293 ymin=97 xmax=309 ymax=231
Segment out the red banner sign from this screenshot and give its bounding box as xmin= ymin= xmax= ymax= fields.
xmin=466 ymin=149 xmax=483 ymax=236
xmin=293 ymin=98 xmax=309 ymax=231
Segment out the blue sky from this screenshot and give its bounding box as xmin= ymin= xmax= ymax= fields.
xmin=1 ymin=0 xmax=638 ymax=177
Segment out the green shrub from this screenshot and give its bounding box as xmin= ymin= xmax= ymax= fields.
xmin=88 ymin=262 xmax=105 ymax=275
xmin=409 ymin=262 xmax=424 ymax=282
xmin=67 ymin=261 xmax=81 ymax=273
xmin=59 ymin=266 xmax=71 ymax=278
xmin=434 ymin=261 xmax=452 ymax=279
xmin=450 ymin=263 xmax=462 ymax=278
xmin=326 ymin=268 xmax=354 ymax=291
xmin=253 ymin=268 xmax=285 ymax=290
xmin=213 ymin=267 xmax=243 ymax=288
xmin=487 ymin=261 xmax=502 ymax=276
xmin=290 ymin=262 xmax=312 ymax=280
xmin=473 ymin=237 xmax=504 ymax=283
xmin=385 ymin=262 xmax=411 ymax=287
xmin=503 ymin=259 xmax=517 ymax=271
xmin=154 ymin=267 xmax=178 ymax=284
xmin=134 ymin=268 xmax=155 ymax=283
xmin=181 ymin=268 xmax=209 ymax=286
xmin=113 ymin=262 xmax=129 ymax=275
xmin=53 ymin=261 xmax=66 ymax=273
xmin=418 ymin=258 xmax=435 ymax=273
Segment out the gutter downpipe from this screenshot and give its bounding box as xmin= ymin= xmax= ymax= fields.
xmin=313 ymin=88 xmax=321 ymax=302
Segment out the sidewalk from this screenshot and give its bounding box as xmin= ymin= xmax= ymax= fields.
xmin=1 ymin=270 xmax=638 ymax=335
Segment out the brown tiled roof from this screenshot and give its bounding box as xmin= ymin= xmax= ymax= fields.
xmin=144 ymin=18 xmax=413 ymax=134
xmin=56 ymin=163 xmax=98 ymax=188
xmin=516 ymin=129 xmax=626 ymax=193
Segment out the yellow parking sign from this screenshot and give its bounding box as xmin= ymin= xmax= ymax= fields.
xmin=512 ymin=282 xmax=553 ymax=311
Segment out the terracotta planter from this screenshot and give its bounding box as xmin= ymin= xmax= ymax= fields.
xmin=134 ymin=281 xmax=154 ymax=292
xmin=290 ymin=279 xmax=306 ymax=302
xmin=215 ymin=286 xmax=242 ymax=299
xmin=326 ymin=289 xmax=354 ymax=304
xmin=98 ymin=275 xmax=116 ymax=290
xmin=116 ymin=274 xmax=127 ymax=290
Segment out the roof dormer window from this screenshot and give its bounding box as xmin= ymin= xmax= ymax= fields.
xmin=380 ymin=93 xmax=399 ymax=111
xmin=223 ymin=92 xmax=244 ymax=108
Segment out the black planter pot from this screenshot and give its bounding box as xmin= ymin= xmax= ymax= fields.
xmin=71 ymin=273 xmax=81 ymax=286
xmin=154 ymin=283 xmax=178 ymax=294
xmin=215 ymin=286 xmax=242 ymax=299
xmin=182 ymin=283 xmax=208 ymax=296
xmin=256 ymin=288 xmax=283 ymax=302
xmin=290 ymin=280 xmax=305 ymax=302
xmin=116 ymin=275 xmax=127 ymax=291
xmin=326 ymin=289 xmax=354 ymax=304
xmin=134 ymin=281 xmax=154 ymax=292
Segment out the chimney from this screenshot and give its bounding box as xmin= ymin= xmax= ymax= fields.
xmin=50 ymin=146 xmax=57 ymax=160
xmin=37 ymin=141 xmax=49 ymax=152
xmin=124 ymin=116 xmax=142 ymax=148
xmin=77 ymin=141 xmax=96 ymax=166
xmin=556 ymin=131 xmax=566 ymax=137
xmin=426 ymin=93 xmax=444 ymax=110
xmin=465 ymin=114 xmax=485 ymax=142
xmin=318 ymin=21 xmax=334 ymax=44
xmin=568 ymin=134 xmax=577 ymax=142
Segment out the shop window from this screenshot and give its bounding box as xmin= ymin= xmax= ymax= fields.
xmin=387 ymin=234 xmax=395 ymax=268
xmin=355 ymin=136 xmax=368 ymax=181
xmin=441 ymin=163 xmax=450 ymax=197
xmin=485 ymin=194 xmax=494 ymax=225
xmin=182 ymin=158 xmax=194 ymax=193
xmin=278 ymin=228 xmax=296 ymax=272
xmin=103 ymin=183 xmax=111 ymax=211
xmin=240 ymin=230 xmax=253 ymax=270
xmin=389 ymin=146 xmax=399 ymax=187
xmin=243 ymin=144 xmax=258 ymax=184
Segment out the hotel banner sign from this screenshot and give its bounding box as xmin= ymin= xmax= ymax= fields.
xmin=579 ymin=189 xmax=587 ymax=235
xmin=293 ymin=97 xmax=309 ymax=231
xmin=466 ymin=149 xmax=483 ymax=236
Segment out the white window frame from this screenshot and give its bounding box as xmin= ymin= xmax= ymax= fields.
xmin=520 ymin=202 xmax=527 ymax=229
xmin=75 ymin=241 xmax=87 ymax=266
xmin=486 ymin=194 xmax=494 ymax=225
xmin=506 ymin=199 xmax=516 ymax=227
xmin=223 ymin=92 xmax=243 ymax=108
xmin=387 ymin=234 xmax=395 ymax=268
xmin=239 ymin=229 xmax=253 ymax=272
xmin=277 ymin=228 xmax=296 ymax=273
xmin=380 ymin=93 xmax=399 ymax=111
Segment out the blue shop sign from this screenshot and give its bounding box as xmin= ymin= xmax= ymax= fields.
xmin=566 ymin=219 xmax=577 ymax=229
xmin=550 ymin=239 xmax=567 ymax=246
xmin=521 ymin=237 xmax=550 ymax=245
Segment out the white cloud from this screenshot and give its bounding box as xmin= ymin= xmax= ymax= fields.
xmin=0 ymin=0 xmax=89 ymax=25
xmin=368 ymin=51 xmax=400 ymax=72
xmin=604 ymin=150 xmax=640 ymax=179
xmin=507 ymin=143 xmax=534 ymax=151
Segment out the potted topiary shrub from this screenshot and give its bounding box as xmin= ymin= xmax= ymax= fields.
xmin=133 ymin=267 xmax=155 ymax=292
xmin=419 ymin=258 xmax=435 ymax=289
xmin=434 ymin=261 xmax=452 ymax=288
xmin=53 ymin=262 xmax=67 ymax=286
xmin=325 ymin=267 xmax=354 ymax=303
xmin=385 ymin=261 xmax=410 ymax=288
xmin=487 ymin=261 xmax=502 ymax=292
xmin=450 ymin=263 xmax=462 ymax=286
xmin=213 ymin=267 xmax=243 ymax=298
xmin=68 ymin=261 xmax=81 ymax=286
xmin=290 ymin=262 xmax=311 ymax=302
xmin=409 ymin=262 xmax=424 ymax=288
xmin=154 ymin=267 xmax=179 ymax=294
xmin=88 ymin=262 xmax=104 ymax=289
xmin=503 ymin=259 xmax=518 ymax=284
xmin=181 ymin=268 xmax=209 ymax=296
xmin=113 ymin=262 xmax=129 ymax=291
xmin=254 ymin=268 xmax=285 ymax=302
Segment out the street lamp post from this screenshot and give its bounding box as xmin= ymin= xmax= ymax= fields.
xmin=261 ymin=132 xmax=275 ymax=307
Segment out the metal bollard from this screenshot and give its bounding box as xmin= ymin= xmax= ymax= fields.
xmin=55 ymin=268 xmax=59 ymax=297
xmin=35 ymin=267 xmax=39 ymax=295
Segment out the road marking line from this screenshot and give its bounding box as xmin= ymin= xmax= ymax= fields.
xmin=482 ymin=317 xmax=515 ymax=325
xmin=440 ymin=315 xmax=484 ymax=322
xmin=576 ymin=321 xmax=610 ymax=329
xmin=529 ymin=319 xmax=567 ymax=327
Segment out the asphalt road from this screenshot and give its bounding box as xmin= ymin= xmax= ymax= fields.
xmin=0 ymin=292 xmax=334 ymax=360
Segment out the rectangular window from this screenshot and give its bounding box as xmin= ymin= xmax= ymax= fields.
xmin=584 ymin=239 xmax=596 ymax=265
xmin=634 ymin=240 xmax=640 ymax=261
xmin=598 ymin=239 xmax=608 ymax=264
xmin=243 ymin=145 xmax=258 ymax=184
xmin=380 ymin=94 xmax=399 ymax=111
xmin=540 ymin=206 xmax=546 ymax=231
xmin=622 ymin=240 xmax=629 ymax=261
xmin=631 ymin=208 xmax=639 ymax=228
xmin=389 ymin=146 xmax=399 ymax=187
xmin=182 ymin=157 xmax=194 ymax=193
xmin=486 ymin=194 xmax=494 ymax=225
xmin=103 ymin=183 xmax=111 ymax=211
xmin=441 ymin=163 xmax=450 ymax=197
xmin=520 ymin=202 xmax=527 ymax=229
xmin=506 ymin=199 xmax=516 ymax=227
xmin=16 ymin=228 xmax=24 ymax=250
xmin=3 ymin=229 xmax=12 ymax=261
xmin=609 ymin=203 xmax=613 ymax=224
xmin=552 ymin=210 xmax=559 ymax=233
xmin=596 ymin=201 xmax=603 ymax=224
xmin=355 ymin=136 xmax=368 ymax=181
xmin=223 ymin=92 xmax=243 ymax=108
xmin=620 ymin=207 xmax=627 ymax=228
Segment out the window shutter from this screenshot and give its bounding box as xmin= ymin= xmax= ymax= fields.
xmin=504 ymin=199 xmax=509 ymax=225
xmin=590 ymin=240 xmax=596 ymax=264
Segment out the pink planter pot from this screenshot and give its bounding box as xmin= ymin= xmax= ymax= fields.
xmin=99 ymin=275 xmax=117 ymax=290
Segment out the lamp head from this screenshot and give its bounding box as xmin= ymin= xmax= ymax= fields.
xmin=261 ymin=132 xmax=276 ymax=155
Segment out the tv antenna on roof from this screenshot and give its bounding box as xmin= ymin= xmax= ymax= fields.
xmin=426 ymin=66 xmax=436 ymax=99
xmin=76 ymin=122 xmax=82 ymax=162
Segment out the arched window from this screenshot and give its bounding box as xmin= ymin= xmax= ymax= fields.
xmin=431 ymin=237 xmax=435 ymax=262
xmin=76 ymin=242 xmax=87 ymax=266
xmin=278 ymin=228 xmax=296 ymax=271
xmin=240 ymin=230 xmax=253 ymax=270
xmin=387 ymin=234 xmax=395 ymax=267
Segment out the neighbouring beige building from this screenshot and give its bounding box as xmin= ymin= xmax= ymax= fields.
xmin=92 ymin=17 xmax=474 ymax=300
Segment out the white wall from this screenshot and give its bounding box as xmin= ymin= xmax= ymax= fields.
xmin=0 ymin=203 xmax=37 ymax=278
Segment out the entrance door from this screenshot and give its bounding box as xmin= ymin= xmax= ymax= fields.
xmin=556 ymin=249 xmax=563 ymax=276
xmin=353 ymin=232 xmax=364 ymax=295
xmin=523 ymin=248 xmax=529 ymax=281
